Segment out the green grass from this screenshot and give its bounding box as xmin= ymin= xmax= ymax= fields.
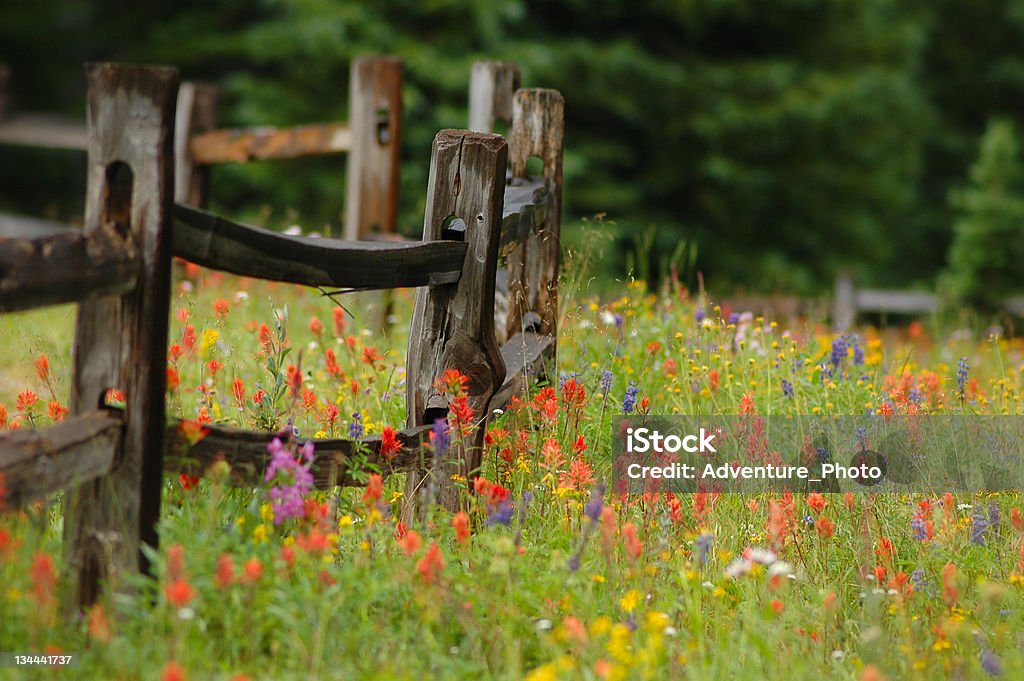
xmin=1 ymin=256 xmax=1024 ymax=680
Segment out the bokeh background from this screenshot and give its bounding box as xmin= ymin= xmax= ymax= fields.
xmin=2 ymin=0 xmax=1024 ymax=301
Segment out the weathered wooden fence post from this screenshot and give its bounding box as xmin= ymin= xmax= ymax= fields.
xmin=468 ymin=60 xmax=521 ymax=134
xmin=344 ymin=56 xmax=403 ymax=240
xmin=404 ymin=130 xmax=508 ymax=514
xmin=173 ymin=81 xmax=218 ymax=207
xmin=505 ymin=89 xmax=565 ymax=354
xmin=64 ymin=63 xmax=178 ymax=608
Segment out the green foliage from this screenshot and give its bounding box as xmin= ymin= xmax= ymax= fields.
xmin=941 ymin=119 xmax=1024 ymax=310
xmin=3 ymin=1 xmax=1024 ymax=294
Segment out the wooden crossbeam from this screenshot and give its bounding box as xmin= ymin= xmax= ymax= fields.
xmin=189 ymin=122 xmax=351 ymax=165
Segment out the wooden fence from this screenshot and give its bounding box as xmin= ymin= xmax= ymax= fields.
xmin=0 ymin=56 xmax=402 ymax=238
xmin=0 ymin=61 xmax=563 ymax=608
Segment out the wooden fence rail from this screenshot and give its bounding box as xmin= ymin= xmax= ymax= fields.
xmin=0 ymin=60 xmax=563 ymax=610
xmin=0 ymin=57 xmax=401 ymax=237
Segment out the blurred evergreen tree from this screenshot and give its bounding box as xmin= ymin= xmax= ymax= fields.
xmin=941 ymin=119 xmax=1024 ymax=310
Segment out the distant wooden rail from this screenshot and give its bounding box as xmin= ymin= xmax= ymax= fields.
xmin=0 ymin=60 xmax=563 ymax=609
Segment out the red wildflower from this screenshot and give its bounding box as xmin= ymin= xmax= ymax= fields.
xmin=166 ymin=367 xmax=180 ymax=391
xmin=0 ymin=404 xmax=6 ymax=429
xmin=451 ymin=512 xmax=471 ymax=545
xmin=1011 ymin=508 xmax=1024 ymax=533
xmin=573 ymin=434 xmax=587 ymax=455
xmin=662 ymin=358 xmax=677 ymax=376
xmin=559 ymin=458 xmax=595 ymax=491
xmin=381 ymin=426 xmax=402 ymax=460
xmin=258 ymin=324 xmax=273 ymax=353
xmin=183 ymin=325 xmax=197 ymax=352
xmin=88 ymin=604 xmax=111 ymax=642
xmin=770 ymin=599 xmax=784 ymax=615
xmin=541 ymin=438 xmax=565 ymax=470
xmin=667 ymin=495 xmax=684 ymax=524
xmin=622 ymin=522 xmax=642 ymax=560
xmin=815 ymin=516 xmax=835 ymax=539
xmin=942 ymin=562 xmax=958 ymax=606
xmin=449 ymin=396 xmax=475 ymax=435
xmin=231 ymin=378 xmax=245 ymax=407
xmin=31 ymin=551 xmax=57 ymax=604
xmin=287 ymin=364 xmax=302 ymax=399
xmin=398 ymin=529 xmax=422 ymax=556
xmin=47 ymin=400 xmax=68 ymax=422
xmin=16 ymin=390 xmax=38 ymax=412
xmin=332 ymin=306 xmax=346 ymax=336
xmin=436 ymin=369 xmax=469 ymax=397
xmin=302 ymin=388 xmax=317 ymax=411
xmin=739 ymin=392 xmax=756 ymax=414
xmin=161 ymin=661 xmax=187 ymax=681
xmin=35 ymin=354 xmax=50 ymax=383
xmin=362 ymin=346 xmax=381 ymax=365
xmin=252 ymin=390 xmax=266 ymax=406
xmin=889 ymin=571 xmax=912 ymax=596
xmin=168 ymin=343 xmax=183 ymax=361
xmin=164 ymin=579 xmax=194 ymax=608
xmin=875 ymin=537 xmax=894 ymax=565
xmin=708 ymin=370 xmax=720 ymax=392
xmin=363 ymin=473 xmax=383 ymax=506
xmin=179 ymin=474 xmax=199 ymax=490
xmin=243 ymin=558 xmax=264 ymax=583
xmin=309 ymin=316 xmax=324 ymax=337
xmin=806 ymin=492 xmax=826 ymax=514
xmin=561 ymin=378 xmax=587 ymax=409
xmin=324 ymin=348 xmax=341 ymax=375
xmin=417 ymin=542 xmax=445 ymax=584
xmin=216 ymin=553 xmax=234 ymax=590
xmin=646 ymin=341 xmax=661 ymax=354
xmin=213 ymin=298 xmax=230 ymax=318
xmin=167 ymin=544 xmax=185 ymax=580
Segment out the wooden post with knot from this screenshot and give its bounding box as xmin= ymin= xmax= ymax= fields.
xmin=404 ymin=130 xmax=508 ymax=515
xmin=63 ymin=63 xmax=178 ymax=609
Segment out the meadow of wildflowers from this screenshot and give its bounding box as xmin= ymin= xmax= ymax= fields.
xmin=2 ymin=253 xmax=1024 ymax=680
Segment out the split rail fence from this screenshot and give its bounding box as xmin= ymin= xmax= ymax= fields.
xmin=0 ymin=61 xmax=563 ymax=608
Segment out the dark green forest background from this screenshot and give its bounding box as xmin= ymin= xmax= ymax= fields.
xmin=3 ymin=0 xmax=1024 ymax=297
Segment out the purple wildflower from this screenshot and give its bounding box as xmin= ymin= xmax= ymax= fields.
xmin=600 ymin=370 xmax=614 ymax=396
xmin=728 ymin=312 xmax=739 ymax=325
xmin=431 ymin=417 xmax=449 ymax=458
xmin=957 ymin=357 xmax=969 ymax=400
xmin=264 ymin=438 xmax=315 ymax=525
xmin=981 ymin=649 xmax=1003 ymax=677
xmin=695 ymin=307 xmax=706 ymax=323
xmin=348 ymin=412 xmax=364 ymax=439
xmin=568 ymin=554 xmax=581 ymax=572
xmin=989 ymin=503 xmax=1000 ymax=528
xmin=911 ymin=516 xmax=928 ymax=541
xmin=971 ymin=505 xmax=988 ymax=545
xmin=781 ymin=379 xmax=794 ymax=397
xmin=695 ymin=532 xmax=713 ymax=566
xmin=584 ymin=484 xmax=605 ymax=523
xmin=622 ymin=382 xmax=639 ymax=414
xmin=486 ymin=500 xmax=515 ymax=526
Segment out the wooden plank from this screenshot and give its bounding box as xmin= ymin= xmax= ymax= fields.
xmin=344 ymin=56 xmax=403 ymax=239
xmin=64 ymin=63 xmax=178 ymax=608
xmin=0 ymin=411 xmax=120 ymax=509
xmin=505 ymin=90 xmax=564 ymax=352
xmin=468 ymin=60 xmax=521 ymax=133
xmin=0 ymin=211 xmax=78 ymax=238
xmin=164 ymin=422 xmax=434 ymax=488
xmin=0 ymin=228 xmax=138 ymax=312
xmin=404 ymin=130 xmax=508 ymax=514
xmin=489 ymin=332 xmax=555 ymax=413
xmin=173 ymin=203 xmax=468 ymax=289
xmin=500 ymin=177 xmax=551 ymax=256
xmin=855 ymin=289 xmax=938 ymax=314
xmin=189 ymin=121 xmax=350 ymax=165
xmin=0 ymin=114 xmax=88 ymax=150
xmin=174 ymin=82 xmax=219 ymax=205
